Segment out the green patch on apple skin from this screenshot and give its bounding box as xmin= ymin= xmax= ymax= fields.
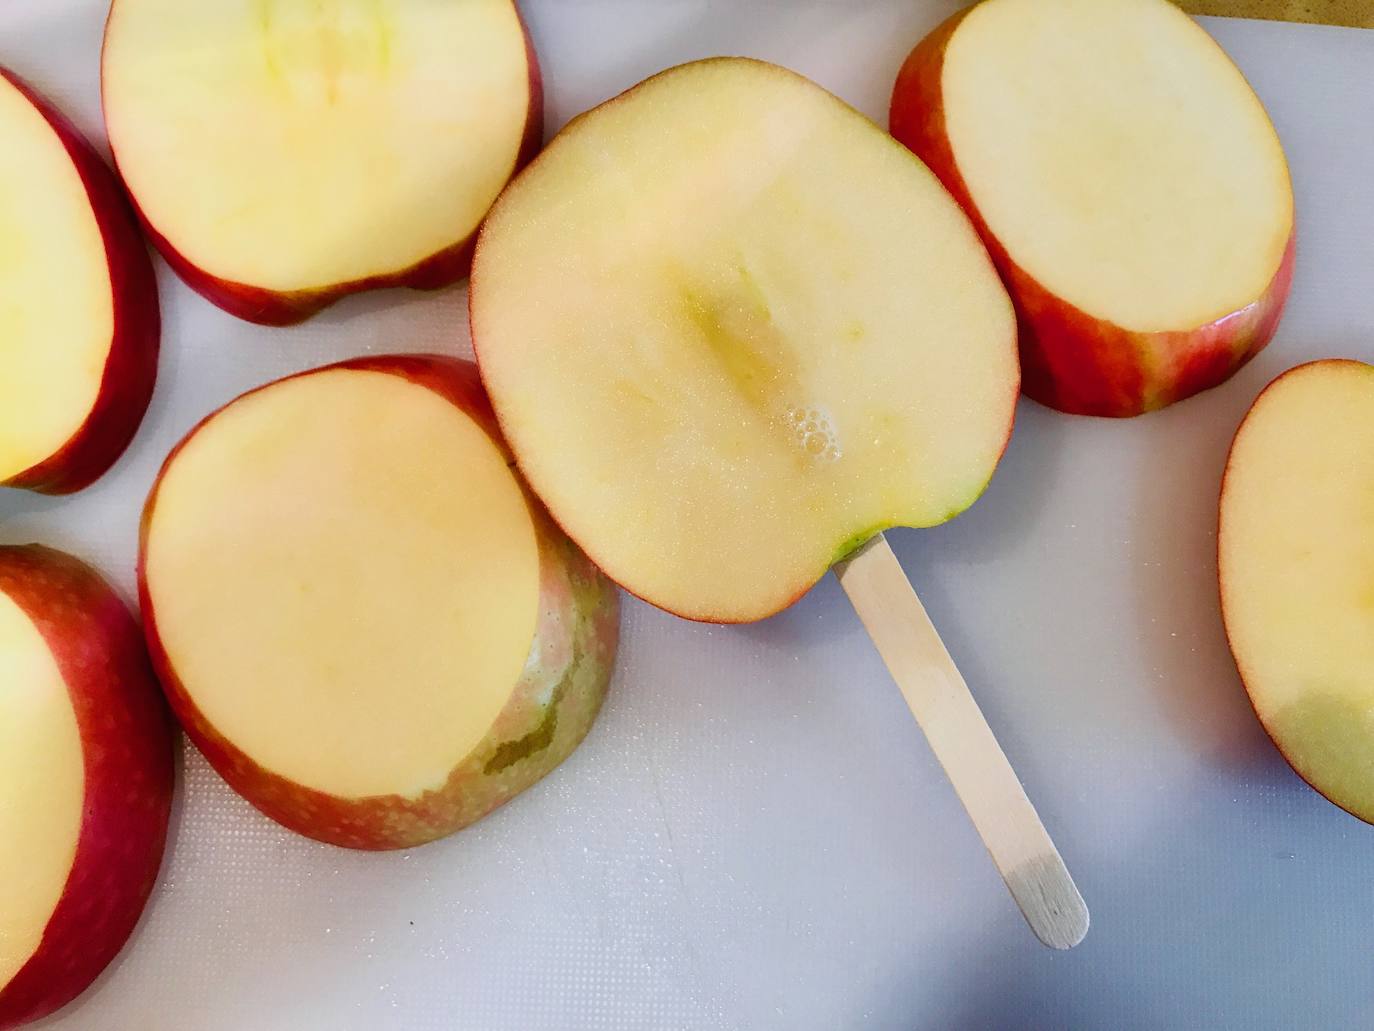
xmin=1269 ymin=688 xmax=1374 ymax=821
xmin=827 ymin=481 xmax=989 ymax=567
xmin=484 ymin=673 xmax=570 ymax=776
xmin=831 ymin=526 xmax=891 ymax=565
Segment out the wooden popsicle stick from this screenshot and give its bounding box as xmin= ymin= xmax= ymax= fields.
xmin=833 ymin=533 xmax=1088 ymax=950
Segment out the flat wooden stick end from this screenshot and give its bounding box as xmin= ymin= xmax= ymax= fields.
xmin=1006 ymin=852 xmax=1090 ymax=950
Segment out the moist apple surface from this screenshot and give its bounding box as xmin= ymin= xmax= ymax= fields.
xmin=940 ymin=0 xmax=1291 ymax=333
xmin=0 ymin=590 xmax=84 ymax=993
xmin=142 ymin=369 xmax=541 ymax=800
xmin=473 ymin=59 xmax=1018 ymax=622
xmin=0 ymin=73 xmax=114 ymax=481
xmin=1220 ymin=360 xmax=1374 ymax=820
xmin=102 ymin=0 xmax=533 ymax=293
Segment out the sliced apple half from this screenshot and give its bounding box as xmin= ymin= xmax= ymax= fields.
xmin=101 ymin=0 xmax=542 ymax=325
xmin=471 ymin=57 xmax=1018 ymax=623
xmin=890 ymin=0 xmax=1294 ymax=417
xmin=139 ymin=356 xmax=618 ymax=850
xmin=0 ymin=69 xmax=159 ymax=494
xmin=0 ymin=545 xmax=173 ymax=1030
xmin=1220 ymin=360 xmax=1374 ymax=822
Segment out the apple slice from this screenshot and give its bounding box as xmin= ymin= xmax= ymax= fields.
xmin=101 ymin=0 xmax=541 ymax=325
xmin=0 ymin=69 xmax=159 ymax=494
xmin=1220 ymin=360 xmax=1374 ymax=823
xmin=890 ymin=0 xmax=1294 ymax=417
xmin=472 ymin=57 xmax=1018 ymax=623
xmin=139 ymin=355 xmax=618 ymax=850
xmin=0 ymin=545 xmax=173 ymax=1030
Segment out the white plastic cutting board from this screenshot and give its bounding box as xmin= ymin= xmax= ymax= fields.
xmin=3 ymin=3 xmax=1373 ymax=1029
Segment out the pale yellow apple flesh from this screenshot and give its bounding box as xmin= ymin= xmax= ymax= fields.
xmin=940 ymin=0 xmax=1291 ymax=333
xmin=143 ymin=368 xmax=539 ymax=801
xmin=1219 ymin=360 xmax=1374 ymax=821
xmin=0 ymin=591 xmax=84 ymax=990
xmin=473 ymin=58 xmax=1018 ymax=623
xmin=102 ymin=0 xmax=533 ymax=295
xmin=0 ymin=74 xmax=114 ymax=481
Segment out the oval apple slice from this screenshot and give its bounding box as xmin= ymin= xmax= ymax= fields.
xmin=0 ymin=69 xmax=159 ymax=494
xmin=891 ymin=0 xmax=1294 ymax=417
xmin=102 ymin=0 xmax=541 ymax=325
xmin=1220 ymin=360 xmax=1374 ymax=822
xmin=0 ymin=545 xmax=173 ymax=1030
xmin=472 ymin=57 xmax=1018 ymax=623
xmin=139 ymin=356 xmax=618 ymax=849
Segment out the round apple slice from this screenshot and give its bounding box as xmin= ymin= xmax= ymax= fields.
xmin=102 ymin=0 xmax=541 ymax=325
xmin=472 ymin=57 xmax=1018 ymax=623
xmin=0 ymin=545 xmax=173 ymax=1030
xmin=891 ymin=0 xmax=1294 ymax=417
xmin=139 ymin=356 xmax=618 ymax=850
xmin=1220 ymin=360 xmax=1374 ymax=823
xmin=0 ymin=69 xmax=159 ymax=495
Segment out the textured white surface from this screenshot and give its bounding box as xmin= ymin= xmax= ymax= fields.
xmin=2 ymin=3 xmax=1372 ymax=1029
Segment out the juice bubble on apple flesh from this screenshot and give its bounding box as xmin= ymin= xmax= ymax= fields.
xmin=785 ymin=405 xmax=842 ymax=462
xmin=681 ymin=261 xmax=846 ymax=465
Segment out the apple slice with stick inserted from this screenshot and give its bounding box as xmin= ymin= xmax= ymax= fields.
xmin=472 ymin=57 xmax=1087 ymax=947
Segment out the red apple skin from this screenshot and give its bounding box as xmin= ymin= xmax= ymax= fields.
xmin=100 ymin=5 xmax=544 ymax=327
xmin=0 ymin=70 xmax=160 ymax=495
xmin=139 ymin=355 xmax=619 ymax=850
xmin=1217 ymin=359 xmax=1372 ymax=825
xmin=889 ymin=8 xmax=1295 ymax=418
xmin=0 ymin=545 xmax=174 ymax=1031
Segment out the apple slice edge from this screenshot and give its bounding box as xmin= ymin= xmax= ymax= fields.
xmin=834 ymin=534 xmax=1088 ymax=950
